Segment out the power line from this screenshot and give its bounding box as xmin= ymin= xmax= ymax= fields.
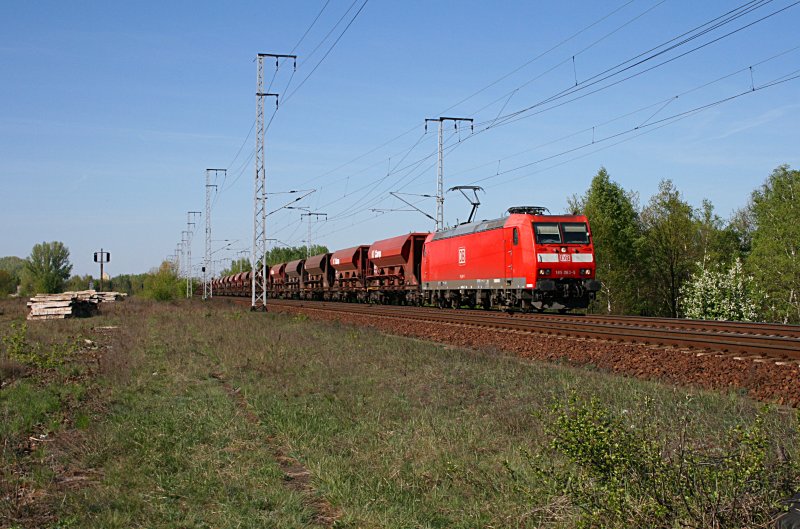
xmin=483 ymin=0 xmax=796 ymax=130
xmin=446 ymin=0 xmax=662 ymax=117
xmin=283 ymin=0 xmax=370 ymax=104
xmin=473 ymin=69 xmax=800 ymax=188
xmin=291 ymin=0 xmax=332 ymax=54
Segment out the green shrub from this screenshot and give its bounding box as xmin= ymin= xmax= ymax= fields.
xmin=548 ymin=396 xmax=798 ymax=528
xmin=142 ymin=262 xmax=183 ymax=301
xmin=1 ymin=322 xmax=76 ymax=369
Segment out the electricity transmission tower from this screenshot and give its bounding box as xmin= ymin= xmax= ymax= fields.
xmin=300 ymin=212 xmax=327 ymax=258
xmin=175 ymin=244 xmax=182 ymax=276
xmin=186 ymin=211 xmax=201 ymax=298
xmin=180 ymin=234 xmax=188 ymax=281
xmin=204 ymin=169 xmax=223 ymax=300
xmin=425 ymin=117 xmax=473 ymax=231
xmin=252 ymin=52 xmax=296 ymax=311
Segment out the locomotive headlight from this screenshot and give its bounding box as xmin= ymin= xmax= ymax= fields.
xmin=581 ymin=268 xmax=592 ymax=275
xmin=538 ymin=268 xmax=551 ymax=276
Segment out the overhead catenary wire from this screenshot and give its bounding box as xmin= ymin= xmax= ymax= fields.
xmin=283 ymin=0 xmax=370 ymax=105
xmin=481 ymin=0 xmax=797 ymax=131
xmin=291 ymin=0 xmax=332 ymax=54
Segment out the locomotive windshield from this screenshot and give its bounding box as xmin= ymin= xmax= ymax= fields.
xmin=561 ymin=222 xmax=589 ymax=244
xmin=533 ymin=223 xmax=561 ymax=244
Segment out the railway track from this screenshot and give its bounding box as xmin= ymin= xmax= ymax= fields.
xmin=261 ymin=299 xmax=800 ymax=363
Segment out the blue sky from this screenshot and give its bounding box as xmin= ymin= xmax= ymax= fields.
xmin=2 ymin=0 xmax=799 ymax=276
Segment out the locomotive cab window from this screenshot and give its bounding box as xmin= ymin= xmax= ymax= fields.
xmin=561 ymin=222 xmax=589 ymax=244
xmin=533 ymin=223 xmax=561 ymax=244
xmin=512 ymin=227 xmax=519 ymax=245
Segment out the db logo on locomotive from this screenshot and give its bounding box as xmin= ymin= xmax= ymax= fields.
xmin=559 ymin=253 xmax=571 ymax=262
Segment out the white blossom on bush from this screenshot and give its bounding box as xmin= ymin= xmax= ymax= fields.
xmin=679 ymin=258 xmax=759 ymax=321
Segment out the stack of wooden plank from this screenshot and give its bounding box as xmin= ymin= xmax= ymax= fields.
xmin=94 ymin=291 xmax=127 ymax=303
xmin=26 ymin=290 xmax=125 ymax=320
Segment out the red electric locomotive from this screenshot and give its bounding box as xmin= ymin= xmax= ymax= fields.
xmin=421 ymin=206 xmax=600 ymax=311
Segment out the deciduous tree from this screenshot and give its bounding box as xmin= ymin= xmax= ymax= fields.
xmin=748 ymin=164 xmax=800 ymax=323
xmin=21 ymin=241 xmax=73 ymax=294
xmin=640 ymin=180 xmax=698 ymax=317
xmin=569 ymin=167 xmax=643 ymax=314
xmin=695 ymin=199 xmax=748 ymax=268
xmin=0 ymin=270 xmax=15 ymax=297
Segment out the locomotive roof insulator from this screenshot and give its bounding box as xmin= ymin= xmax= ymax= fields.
xmin=507 ymin=206 xmax=549 ymax=215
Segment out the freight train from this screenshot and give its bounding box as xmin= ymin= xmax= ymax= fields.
xmin=213 ymin=207 xmax=601 ymax=312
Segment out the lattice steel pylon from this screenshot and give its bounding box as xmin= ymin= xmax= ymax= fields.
xmin=251 ymin=52 xmax=294 ymax=311
xmin=425 ymin=117 xmax=474 ymax=231
xmin=186 ymin=211 xmax=201 ymax=299
xmin=203 ymin=169 xmax=222 ymax=300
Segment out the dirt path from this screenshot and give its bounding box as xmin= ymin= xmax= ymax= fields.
xmin=210 ymin=372 xmax=341 ymax=528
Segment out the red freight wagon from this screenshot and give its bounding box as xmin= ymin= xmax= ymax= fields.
xmin=367 ymin=233 xmax=429 ymax=304
xmin=284 ymin=259 xmax=306 ymax=297
xmin=304 ymin=253 xmax=334 ymax=299
xmin=242 ymin=271 xmax=253 ymax=295
xmin=330 ymin=245 xmax=370 ymax=301
xmin=422 ymin=207 xmax=600 ymax=311
xmin=269 ymin=263 xmax=287 ymax=297
xmin=232 ymin=272 xmax=245 ymax=291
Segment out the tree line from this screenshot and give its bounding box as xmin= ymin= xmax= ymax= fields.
xmin=570 ymin=164 xmax=799 ymax=323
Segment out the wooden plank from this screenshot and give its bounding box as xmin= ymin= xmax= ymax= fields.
xmin=28 ymin=301 xmax=74 ymax=309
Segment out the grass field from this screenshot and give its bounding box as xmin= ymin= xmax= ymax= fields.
xmin=1 ymin=297 xmax=798 ymax=528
